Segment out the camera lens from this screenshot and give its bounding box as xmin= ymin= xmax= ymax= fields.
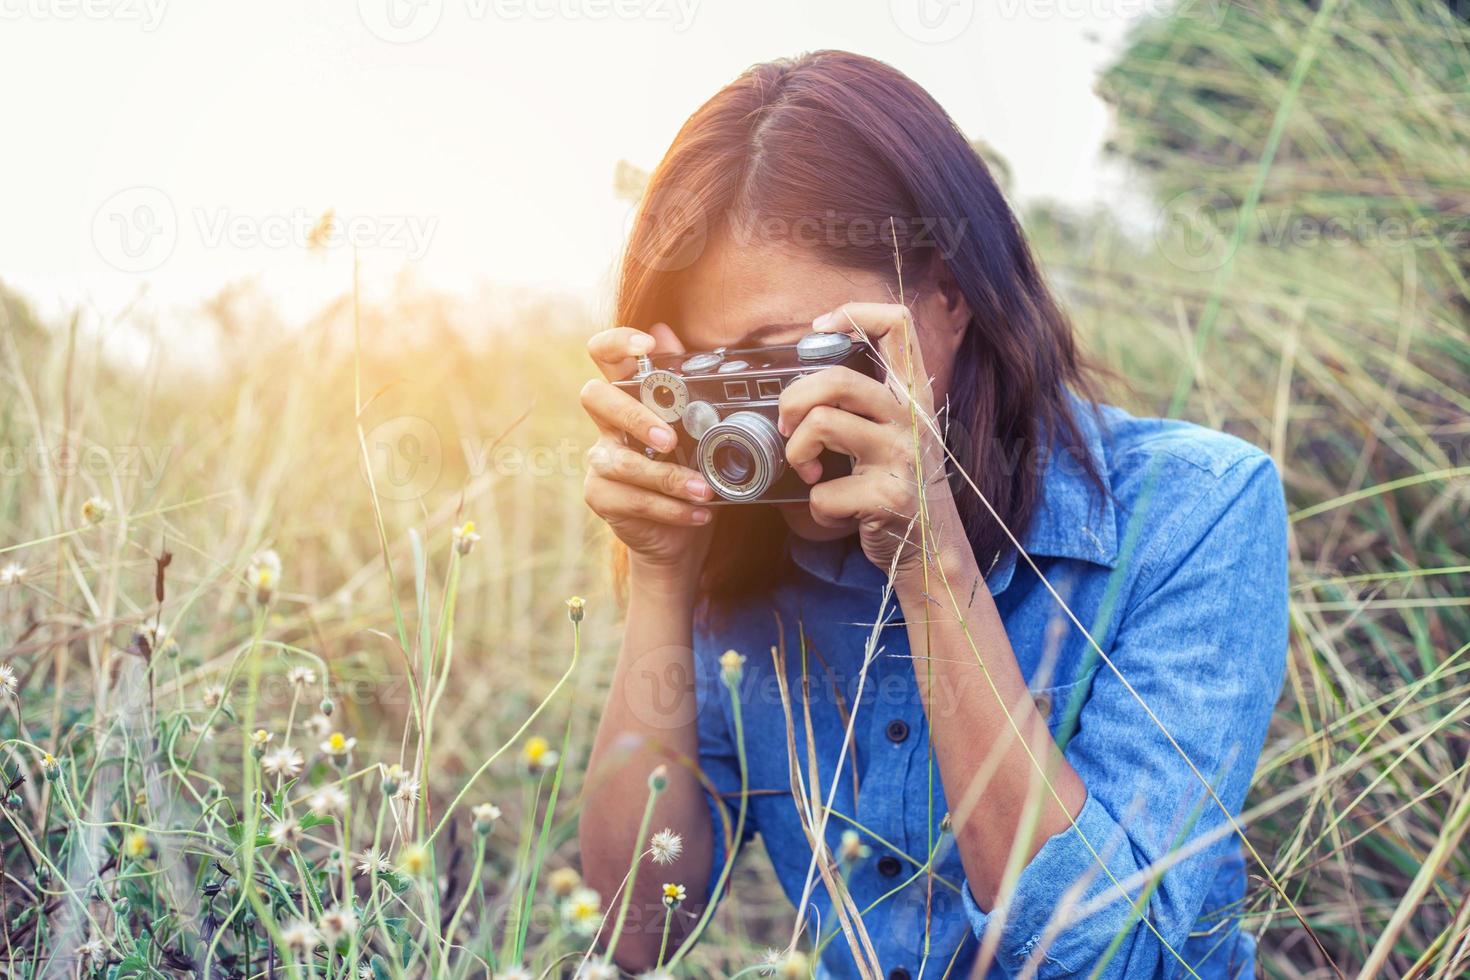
xmin=712 ymin=443 xmax=754 ymax=484
xmin=697 ymin=411 xmax=785 ymax=501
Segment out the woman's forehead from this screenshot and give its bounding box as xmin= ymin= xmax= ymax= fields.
xmin=671 ymin=236 xmax=891 ymax=351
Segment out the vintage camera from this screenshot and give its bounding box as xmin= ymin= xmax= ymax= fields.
xmin=615 ymin=331 xmax=879 ymax=503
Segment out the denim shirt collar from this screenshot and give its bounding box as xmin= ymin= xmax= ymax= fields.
xmin=788 ymin=398 xmax=1118 ymax=597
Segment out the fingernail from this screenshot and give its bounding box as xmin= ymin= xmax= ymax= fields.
xmin=798 ymin=461 xmax=822 ymax=484
xmin=691 ymin=508 xmax=711 ymax=524
xmin=649 ymin=426 xmax=675 ymax=451
xmin=777 ymin=416 xmax=788 ymax=437
xmin=630 ymin=334 xmax=655 ymax=354
xmin=812 ymin=311 xmax=839 ymax=331
xmin=686 ymin=478 xmax=710 ymax=499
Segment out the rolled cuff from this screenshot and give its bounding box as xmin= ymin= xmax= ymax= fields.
xmin=961 ymin=792 xmax=1145 ymax=976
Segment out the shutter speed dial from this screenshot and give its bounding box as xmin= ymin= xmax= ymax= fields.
xmin=639 ymin=370 xmax=689 ymax=423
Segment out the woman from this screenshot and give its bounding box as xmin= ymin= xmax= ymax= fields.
xmin=579 ymin=51 xmax=1286 ymax=979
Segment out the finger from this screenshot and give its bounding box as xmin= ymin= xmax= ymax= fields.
xmin=778 ymin=365 xmax=904 ymax=436
xmin=808 ymin=473 xmax=915 ymax=529
xmin=812 ymin=302 xmax=931 ymax=399
xmin=587 ymin=327 xmax=657 ymax=380
xmin=585 ymin=473 xmax=712 ymax=526
xmin=586 ymin=441 xmax=713 ymax=502
xmin=586 ymin=323 xmax=686 ymax=381
xmin=646 ymin=322 xmax=685 ymax=356
xmin=579 ymin=379 xmax=679 ymax=452
xmin=785 ymin=406 xmax=898 ymax=483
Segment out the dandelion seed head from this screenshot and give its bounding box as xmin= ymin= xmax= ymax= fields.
xmin=648 ymin=828 xmax=683 ymax=865
xmin=355 ymin=848 xmax=391 ymax=877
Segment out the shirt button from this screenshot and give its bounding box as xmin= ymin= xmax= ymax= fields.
xmin=889 ymin=970 xmax=912 ymax=980
xmin=885 ymin=719 xmax=909 ymax=743
xmin=877 ymin=854 xmax=901 ymax=877
xmin=1033 ymin=692 xmax=1052 ymax=718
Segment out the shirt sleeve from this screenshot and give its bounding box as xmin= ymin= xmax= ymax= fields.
xmin=691 ymin=640 xmax=758 ymax=906
xmin=961 ymin=452 xmax=1289 ymax=978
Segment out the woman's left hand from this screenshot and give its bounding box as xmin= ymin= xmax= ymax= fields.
xmin=777 ymin=302 xmax=962 ymax=577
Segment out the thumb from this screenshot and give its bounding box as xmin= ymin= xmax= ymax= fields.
xmin=647 ymin=322 xmax=686 ymax=356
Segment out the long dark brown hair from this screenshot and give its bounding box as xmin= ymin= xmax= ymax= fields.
xmin=616 ymin=50 xmax=1101 ymax=602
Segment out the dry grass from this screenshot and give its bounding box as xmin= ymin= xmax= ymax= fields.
xmin=0 ymin=0 xmax=1467 ymax=976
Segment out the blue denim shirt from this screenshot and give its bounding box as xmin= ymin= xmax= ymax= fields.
xmin=691 ymin=401 xmax=1288 ymax=979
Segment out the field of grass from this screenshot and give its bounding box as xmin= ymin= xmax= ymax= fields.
xmin=0 ymin=1 xmax=1467 ymax=977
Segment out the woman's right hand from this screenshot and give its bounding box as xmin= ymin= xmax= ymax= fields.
xmin=581 ymin=324 xmax=715 ymax=572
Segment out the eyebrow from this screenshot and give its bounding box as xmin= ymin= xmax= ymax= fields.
xmin=732 ymin=321 xmax=810 ymax=347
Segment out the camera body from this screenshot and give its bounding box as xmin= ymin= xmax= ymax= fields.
xmin=614 ymin=331 xmax=879 ymax=503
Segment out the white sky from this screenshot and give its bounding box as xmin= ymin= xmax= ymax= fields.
xmin=0 ymin=0 xmax=1168 ymax=334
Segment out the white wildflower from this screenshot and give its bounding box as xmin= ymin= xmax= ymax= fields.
xmin=648 ymin=828 xmax=683 ymax=865
xmin=317 ymin=904 xmax=357 ymax=942
xmin=308 ymin=785 xmax=348 ymax=815
xmin=279 ymin=919 xmax=318 ymax=952
xmin=261 ymin=745 xmax=304 ymax=779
